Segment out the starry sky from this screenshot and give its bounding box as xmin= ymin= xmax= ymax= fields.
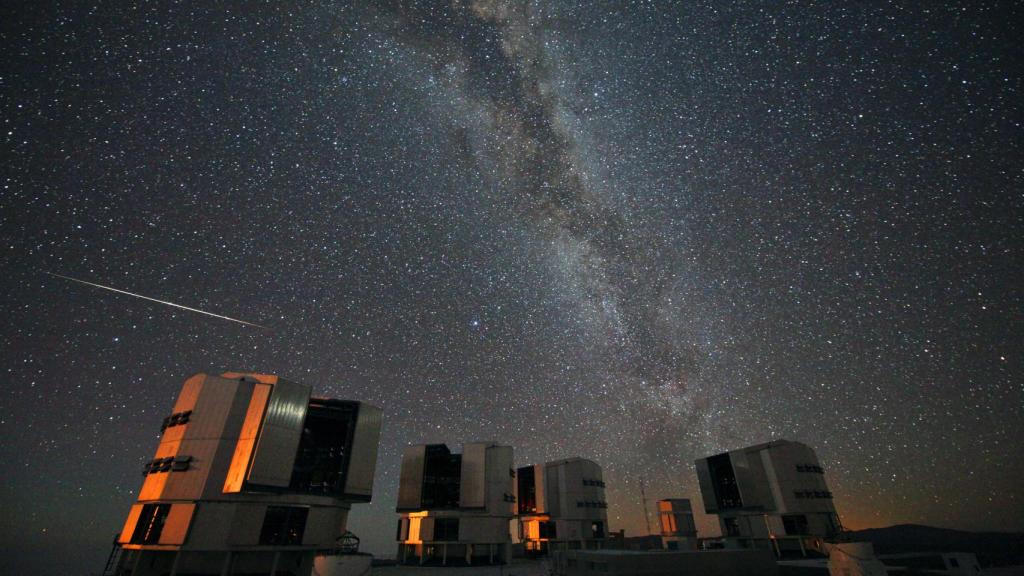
xmin=2 ymin=1 xmax=1022 ymax=574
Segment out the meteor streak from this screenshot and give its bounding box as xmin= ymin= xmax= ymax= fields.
xmin=45 ymin=271 xmax=268 ymax=329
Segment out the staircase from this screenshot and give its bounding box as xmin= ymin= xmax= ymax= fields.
xmin=101 ymin=535 xmax=122 ymax=576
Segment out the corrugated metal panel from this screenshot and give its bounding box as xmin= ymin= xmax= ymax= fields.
xmin=397 ymin=445 xmax=425 ymax=510
xmin=694 ymin=458 xmax=717 ymax=513
xmin=246 ymin=378 xmax=310 ymax=487
xmin=343 ymin=403 xmax=382 ymax=499
xmin=459 ymin=442 xmax=487 ymax=508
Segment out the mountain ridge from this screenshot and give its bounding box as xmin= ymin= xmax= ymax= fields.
xmin=843 ymin=524 xmax=1024 ymax=567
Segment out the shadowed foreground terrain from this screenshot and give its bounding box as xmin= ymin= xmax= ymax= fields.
xmin=845 ymin=525 xmax=1024 ymax=567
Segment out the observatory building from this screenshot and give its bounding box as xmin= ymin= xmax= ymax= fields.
xmin=395 ymin=442 xmax=515 ymax=566
xmin=109 ymin=372 xmax=382 ymax=576
xmin=515 ymin=457 xmax=608 ymax=555
xmin=657 ymin=498 xmax=697 ymax=550
xmin=695 ymin=439 xmax=840 ymax=557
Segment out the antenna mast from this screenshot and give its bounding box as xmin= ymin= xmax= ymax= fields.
xmin=639 ymin=475 xmax=653 ymax=535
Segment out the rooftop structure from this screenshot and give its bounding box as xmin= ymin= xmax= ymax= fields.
xmin=657 ymin=499 xmax=697 ymax=550
xmin=108 ymin=372 xmax=382 ymax=576
xmin=515 ymin=457 xmax=608 ymax=555
xmin=695 ymin=440 xmax=840 ymax=557
xmin=396 ymin=442 xmax=515 ymax=566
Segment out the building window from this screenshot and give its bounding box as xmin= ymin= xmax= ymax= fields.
xmin=782 ymin=514 xmax=809 ymax=536
xmin=288 ymin=400 xmax=360 ymax=496
xmin=539 ymin=521 xmax=557 ymax=539
xmin=259 ymin=506 xmax=309 ymax=545
xmin=518 ymin=466 xmax=536 ymax=514
xmin=708 ymin=454 xmax=743 ymax=509
xmin=420 ymin=445 xmax=462 ymax=509
xmin=592 ymin=521 xmax=605 ymax=539
xmin=433 ymin=517 xmax=459 ymax=541
xmin=130 ymin=503 xmax=171 ymax=544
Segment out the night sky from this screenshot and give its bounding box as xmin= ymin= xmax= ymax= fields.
xmin=2 ymin=2 xmax=1022 ymax=574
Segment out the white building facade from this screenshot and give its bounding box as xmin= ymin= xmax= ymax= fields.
xmin=515 ymin=457 xmax=608 ymax=555
xmin=695 ymin=439 xmax=841 ymax=557
xmin=395 ymin=442 xmax=515 ymax=566
xmin=110 ymin=372 xmax=382 ymax=576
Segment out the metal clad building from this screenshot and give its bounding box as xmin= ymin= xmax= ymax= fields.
xmin=395 ymin=442 xmax=515 ymax=566
xmin=515 ymin=457 xmax=608 ymax=555
xmin=695 ymin=439 xmax=840 ymax=557
xmin=110 ymin=372 xmax=382 ymax=576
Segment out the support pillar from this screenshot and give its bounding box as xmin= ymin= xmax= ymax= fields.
xmin=269 ymin=551 xmax=280 ymax=575
xmin=220 ymin=552 xmax=232 ymax=576
xmin=130 ymin=551 xmax=143 ymax=576
xmin=169 ymin=551 xmax=181 ymax=576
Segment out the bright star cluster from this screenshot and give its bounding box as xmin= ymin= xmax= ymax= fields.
xmin=1 ymin=2 xmax=1021 ymax=574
